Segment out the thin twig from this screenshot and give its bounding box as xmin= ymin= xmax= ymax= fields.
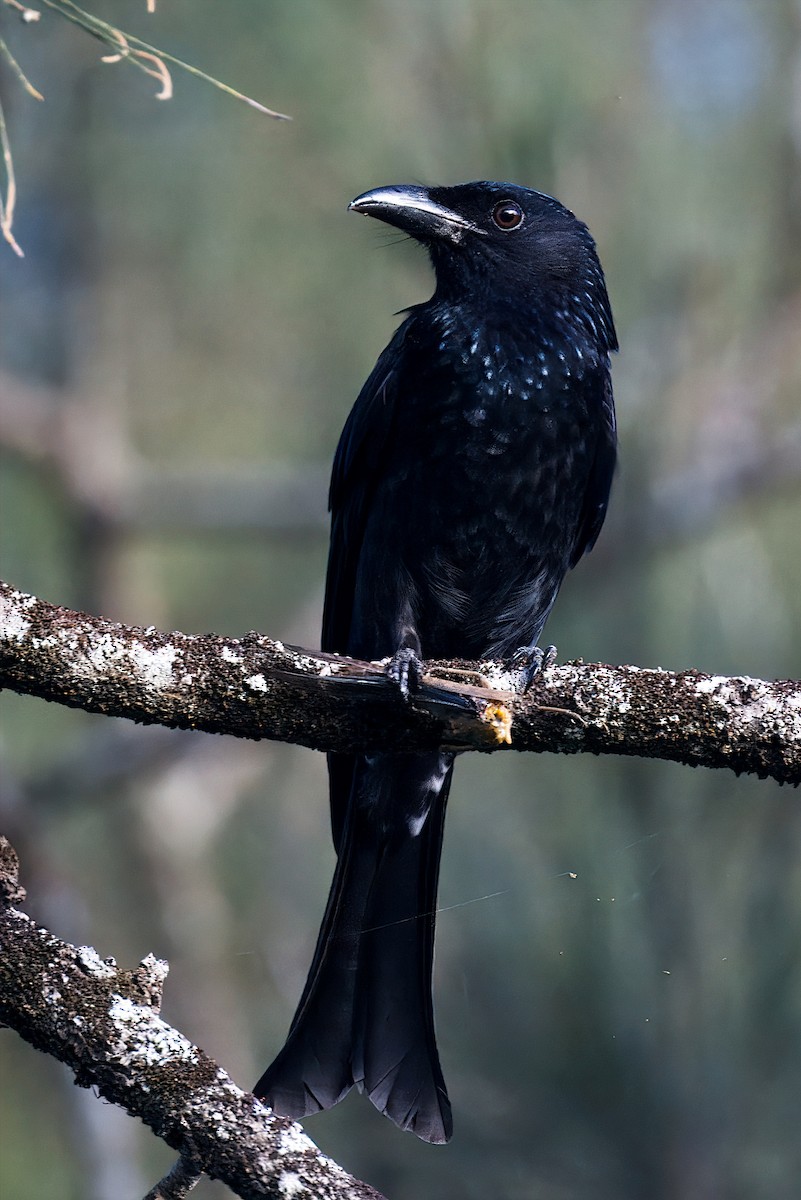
xmin=3 ymin=0 xmax=42 ymax=20
xmin=0 ymin=35 xmax=44 ymax=98
xmin=144 ymin=1154 xmax=203 ymax=1200
xmin=1 ymin=0 xmax=289 ymax=254
xmin=0 ymin=99 xmax=25 ymax=256
xmin=35 ymin=0 xmax=290 ymax=117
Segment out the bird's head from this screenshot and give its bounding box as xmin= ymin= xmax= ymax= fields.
xmin=349 ymin=181 xmax=616 ymax=352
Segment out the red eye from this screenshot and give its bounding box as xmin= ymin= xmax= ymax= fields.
xmin=492 ymin=200 xmax=524 ymax=230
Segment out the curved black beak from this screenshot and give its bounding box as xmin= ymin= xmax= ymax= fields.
xmin=349 ymin=185 xmax=485 ymax=244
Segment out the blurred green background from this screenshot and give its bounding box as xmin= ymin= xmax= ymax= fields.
xmin=1 ymin=2 xmax=800 ymax=1197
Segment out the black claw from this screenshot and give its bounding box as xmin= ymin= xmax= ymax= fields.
xmin=511 ymin=643 xmax=557 ymax=693
xmin=387 ymin=647 xmax=423 ymax=701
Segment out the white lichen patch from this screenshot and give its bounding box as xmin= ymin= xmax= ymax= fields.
xmin=740 ymin=691 xmax=800 ymax=739
xmin=289 ymin=650 xmax=329 ymax=674
xmin=693 ymin=675 xmax=731 ymax=694
xmin=214 ymin=1072 xmax=245 ymax=1101
xmin=687 ymin=674 xmax=801 ymax=747
xmin=221 ymin=646 xmax=244 ymax=664
xmin=693 ymin=675 xmax=735 ymax=703
xmin=76 ymin=945 xmax=117 ymax=977
xmin=245 ymin=673 xmax=269 ymax=692
xmin=578 ymin=665 xmax=640 ymax=719
xmin=84 ymin=633 xmax=123 ymax=675
xmin=137 ymin=952 xmax=169 ymax=990
xmin=130 ymin=642 xmax=178 ymax=688
xmin=82 ymin=634 xmax=178 ymax=690
xmin=278 ymin=1171 xmax=305 ymax=1196
xmin=0 ymin=591 xmax=34 ymax=642
xmin=108 ymin=996 xmax=198 ymax=1067
xmin=478 ymin=662 xmax=526 ymax=692
xmin=278 ymin=1124 xmax=315 ymax=1157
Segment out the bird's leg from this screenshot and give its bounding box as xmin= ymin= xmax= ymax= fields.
xmin=511 ymin=643 xmax=557 ymax=694
xmin=386 ymin=646 xmax=424 ymax=702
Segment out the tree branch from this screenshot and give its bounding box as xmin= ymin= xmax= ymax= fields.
xmin=1 ymin=579 xmax=799 ymax=784
xmin=0 ymin=837 xmax=384 ymax=1200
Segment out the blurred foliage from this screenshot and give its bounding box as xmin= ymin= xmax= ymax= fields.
xmin=1 ymin=1 xmax=800 ymax=1198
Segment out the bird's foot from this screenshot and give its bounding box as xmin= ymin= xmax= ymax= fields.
xmin=511 ymin=643 xmax=557 ymax=694
xmin=386 ymin=647 xmax=423 ymax=702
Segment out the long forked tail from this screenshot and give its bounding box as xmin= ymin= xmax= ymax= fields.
xmin=253 ymin=752 xmax=454 ymax=1144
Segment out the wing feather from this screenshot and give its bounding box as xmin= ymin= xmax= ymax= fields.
xmin=569 ymin=368 xmax=617 ymax=567
xmin=322 ymin=322 xmax=410 ymax=653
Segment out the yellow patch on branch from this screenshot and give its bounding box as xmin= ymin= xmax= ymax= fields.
xmin=483 ymin=702 xmax=513 ymax=745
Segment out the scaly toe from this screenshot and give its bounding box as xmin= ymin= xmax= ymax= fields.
xmin=386 ymin=647 xmax=423 ymax=701
xmin=511 ymin=643 xmax=557 ymax=693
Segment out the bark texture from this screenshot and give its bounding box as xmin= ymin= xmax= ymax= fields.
xmin=0 ymin=839 xmax=384 ymax=1200
xmin=1 ymin=580 xmax=799 ymax=783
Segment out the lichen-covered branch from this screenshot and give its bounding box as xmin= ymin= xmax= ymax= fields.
xmin=0 ymin=838 xmax=384 ymax=1200
xmin=1 ymin=580 xmax=799 ymax=784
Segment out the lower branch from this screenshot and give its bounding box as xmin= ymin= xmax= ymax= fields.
xmin=0 ymin=838 xmax=384 ymax=1200
xmin=1 ymin=580 xmax=799 ymax=784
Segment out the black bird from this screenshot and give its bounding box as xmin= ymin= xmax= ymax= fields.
xmin=254 ymin=181 xmax=617 ymax=1143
